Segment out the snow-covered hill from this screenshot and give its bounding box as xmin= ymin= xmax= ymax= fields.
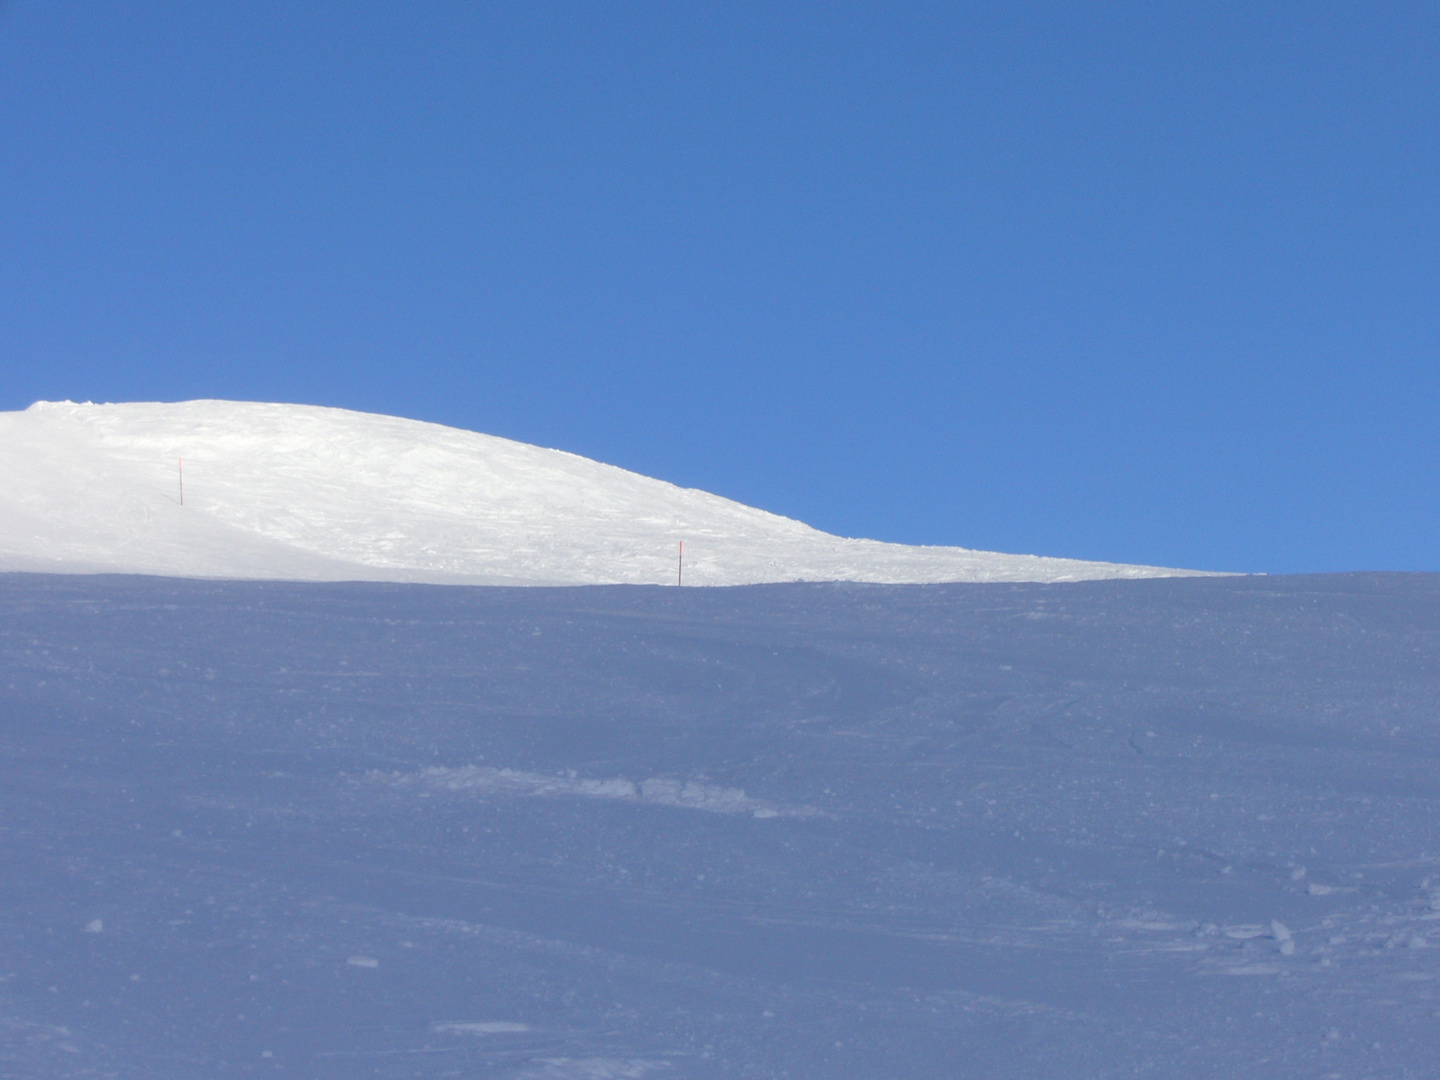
xmin=0 ymin=400 xmax=1206 ymax=585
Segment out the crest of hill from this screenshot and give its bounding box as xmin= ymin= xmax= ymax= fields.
xmin=0 ymin=400 xmax=1210 ymax=585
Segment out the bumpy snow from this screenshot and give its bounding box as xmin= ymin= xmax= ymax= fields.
xmin=0 ymin=400 xmax=1206 ymax=585
xmin=5 ymin=573 xmax=1439 ymax=1077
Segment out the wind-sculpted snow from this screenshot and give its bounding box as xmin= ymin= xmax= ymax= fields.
xmin=0 ymin=400 xmax=1209 ymax=584
xmin=1 ymin=572 xmax=1439 ymax=1077
xmin=379 ymin=765 xmax=816 ymax=819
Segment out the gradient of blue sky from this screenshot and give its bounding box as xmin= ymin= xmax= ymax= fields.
xmin=2 ymin=2 xmax=1437 ymax=573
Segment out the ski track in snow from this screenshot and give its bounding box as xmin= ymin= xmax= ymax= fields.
xmin=0 ymin=399 xmax=1217 ymax=586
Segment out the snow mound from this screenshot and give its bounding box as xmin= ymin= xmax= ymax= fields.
xmin=0 ymin=400 xmax=1207 ymax=585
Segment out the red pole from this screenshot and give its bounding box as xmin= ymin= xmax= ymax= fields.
xmin=178 ymin=458 xmax=184 ymax=506
xmin=678 ymin=541 xmax=683 ymax=586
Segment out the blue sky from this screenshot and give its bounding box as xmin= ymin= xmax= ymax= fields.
xmin=2 ymin=2 xmax=1436 ymax=573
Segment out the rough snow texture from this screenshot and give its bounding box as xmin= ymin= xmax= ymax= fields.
xmin=383 ymin=765 xmax=818 ymax=820
xmin=3 ymin=573 xmax=1439 ymax=1078
xmin=0 ymin=400 xmax=1205 ymax=585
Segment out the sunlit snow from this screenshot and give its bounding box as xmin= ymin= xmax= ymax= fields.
xmin=0 ymin=400 xmax=1206 ymax=585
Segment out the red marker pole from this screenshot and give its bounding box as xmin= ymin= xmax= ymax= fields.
xmin=678 ymin=541 xmax=683 ymax=586
xmin=178 ymin=458 xmax=184 ymax=506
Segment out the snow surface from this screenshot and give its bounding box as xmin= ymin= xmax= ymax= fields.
xmin=0 ymin=400 xmax=1207 ymax=585
xmin=3 ymin=572 xmax=1439 ymax=1078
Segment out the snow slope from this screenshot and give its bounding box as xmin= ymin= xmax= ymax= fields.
xmin=3 ymin=573 xmax=1438 ymax=1078
xmin=0 ymin=400 xmax=1206 ymax=585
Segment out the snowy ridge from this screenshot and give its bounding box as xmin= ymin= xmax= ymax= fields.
xmin=0 ymin=400 xmax=1208 ymax=585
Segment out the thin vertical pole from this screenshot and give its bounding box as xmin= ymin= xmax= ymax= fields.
xmin=178 ymin=458 xmax=184 ymax=506
xmin=678 ymin=541 xmax=683 ymax=586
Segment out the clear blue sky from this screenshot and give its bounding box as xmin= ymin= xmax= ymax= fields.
xmin=2 ymin=2 xmax=1436 ymax=573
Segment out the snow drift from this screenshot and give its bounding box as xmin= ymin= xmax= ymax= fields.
xmin=0 ymin=400 xmax=1205 ymax=585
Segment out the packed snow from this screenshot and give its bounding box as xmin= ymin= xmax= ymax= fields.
xmin=3 ymin=572 xmax=1438 ymax=1077
xmin=0 ymin=400 xmax=1206 ymax=585
xmin=382 ymin=765 xmax=817 ymax=819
